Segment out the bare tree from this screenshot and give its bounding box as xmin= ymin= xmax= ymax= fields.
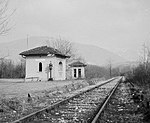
xmin=52 ymin=37 xmax=73 ymax=56
xmin=0 ymin=0 xmax=14 ymax=35
xmin=141 ymin=42 xmax=150 ymax=64
xmin=0 ymin=1 xmax=16 ymax=78
xmin=50 ymin=36 xmax=85 ymax=62
xmin=0 ymin=54 xmax=9 ymax=78
xmin=139 ymin=42 xmax=150 ymax=74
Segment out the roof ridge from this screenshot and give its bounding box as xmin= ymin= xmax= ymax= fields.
xmin=19 ymin=45 xmax=70 ymax=58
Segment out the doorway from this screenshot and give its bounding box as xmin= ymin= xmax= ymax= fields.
xmin=78 ymin=69 xmax=81 ymax=78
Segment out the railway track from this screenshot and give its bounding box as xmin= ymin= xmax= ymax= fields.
xmin=91 ymin=77 xmax=148 ymax=123
xmin=91 ymin=77 xmax=122 ymax=123
xmin=11 ymin=77 xmax=122 ymax=123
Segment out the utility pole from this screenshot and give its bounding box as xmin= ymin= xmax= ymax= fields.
xmin=27 ymin=34 xmax=29 ymax=49
xmin=109 ymin=62 xmax=112 ymax=78
xmin=143 ymin=42 xmax=148 ymax=83
xmin=108 ymin=58 xmax=112 ymax=78
xmin=143 ymin=43 xmax=147 ymax=73
xmin=143 ymin=43 xmax=146 ymax=65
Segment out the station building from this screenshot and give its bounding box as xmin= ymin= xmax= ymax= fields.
xmin=20 ymin=46 xmax=70 ymax=81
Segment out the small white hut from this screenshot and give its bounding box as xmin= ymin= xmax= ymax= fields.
xmin=69 ymin=61 xmax=86 ymax=79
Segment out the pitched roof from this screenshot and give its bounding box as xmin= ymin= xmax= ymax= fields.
xmin=69 ymin=61 xmax=86 ymax=67
xmin=19 ymin=46 xmax=70 ymax=58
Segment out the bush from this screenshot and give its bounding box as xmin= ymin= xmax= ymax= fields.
xmin=0 ymin=59 xmax=25 ymax=78
xmin=126 ymin=63 xmax=150 ymax=87
xmin=85 ymin=64 xmax=109 ymax=79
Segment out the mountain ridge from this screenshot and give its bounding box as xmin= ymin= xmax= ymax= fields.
xmin=0 ymin=36 xmax=127 ymax=66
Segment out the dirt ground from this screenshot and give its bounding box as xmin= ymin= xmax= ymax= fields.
xmin=0 ymin=79 xmax=82 ymax=98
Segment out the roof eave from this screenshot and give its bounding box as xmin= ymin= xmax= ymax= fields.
xmin=69 ymin=65 xmax=87 ymax=67
xmin=19 ymin=53 xmax=48 ymax=56
xmin=55 ymin=54 xmax=70 ymax=58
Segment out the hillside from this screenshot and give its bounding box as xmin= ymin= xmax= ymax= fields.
xmin=0 ymin=36 xmax=126 ymax=66
xmin=73 ymin=43 xmax=126 ymax=66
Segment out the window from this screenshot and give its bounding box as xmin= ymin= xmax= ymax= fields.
xmin=74 ymin=69 xmax=76 ymax=77
xmin=59 ymin=61 xmax=63 ymax=78
xmin=78 ymin=69 xmax=81 ymax=78
xmin=39 ymin=62 xmax=42 ymax=72
xmin=59 ymin=62 xmax=63 ymax=71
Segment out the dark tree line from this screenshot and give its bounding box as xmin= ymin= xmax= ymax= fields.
xmin=85 ymin=64 xmax=121 ymax=79
xmin=0 ymin=59 xmax=25 ymax=78
xmin=85 ymin=64 xmax=109 ymax=79
xmin=126 ymin=62 xmax=150 ymax=88
xmin=125 ymin=43 xmax=150 ymax=88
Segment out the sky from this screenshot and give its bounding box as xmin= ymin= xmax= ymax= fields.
xmin=1 ymin=0 xmax=150 ymax=61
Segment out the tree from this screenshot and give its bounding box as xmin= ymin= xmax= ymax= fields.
xmin=0 ymin=0 xmax=14 ymax=35
xmin=51 ymin=37 xmax=73 ymax=56
xmin=125 ymin=43 xmax=150 ymax=87
xmin=0 ymin=54 xmax=9 ymax=78
xmin=0 ymin=0 xmax=15 ymax=62
xmin=0 ymin=1 xmax=16 ymax=78
xmin=50 ymin=36 xmax=85 ymax=62
xmin=140 ymin=42 xmax=150 ymax=65
xmin=0 ymin=58 xmax=25 ymax=78
xmin=85 ymin=64 xmax=109 ymax=79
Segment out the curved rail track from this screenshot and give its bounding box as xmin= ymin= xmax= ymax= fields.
xmin=11 ymin=77 xmax=122 ymax=123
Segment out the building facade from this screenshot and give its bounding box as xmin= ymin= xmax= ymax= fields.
xmin=20 ymin=46 xmax=69 ymax=81
xmin=69 ymin=61 xmax=86 ymax=79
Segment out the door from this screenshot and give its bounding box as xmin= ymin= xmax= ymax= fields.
xmin=78 ymin=69 xmax=81 ymax=78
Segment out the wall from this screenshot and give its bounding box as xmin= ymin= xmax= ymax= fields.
xmin=54 ymin=57 xmax=66 ymax=80
xmin=25 ymin=56 xmax=66 ymax=81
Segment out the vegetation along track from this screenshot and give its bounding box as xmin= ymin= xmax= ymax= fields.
xmin=11 ymin=77 xmax=122 ymax=123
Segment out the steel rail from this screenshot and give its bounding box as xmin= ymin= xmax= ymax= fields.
xmin=91 ymin=77 xmax=123 ymax=123
xmin=12 ymin=78 xmax=116 ymax=123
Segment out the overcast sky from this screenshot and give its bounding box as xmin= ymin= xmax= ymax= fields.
xmin=1 ymin=0 xmax=150 ymax=61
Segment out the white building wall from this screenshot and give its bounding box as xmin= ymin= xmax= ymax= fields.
xmin=81 ymin=67 xmax=85 ymax=78
xmin=54 ymin=57 xmax=66 ymax=80
xmin=71 ymin=67 xmax=74 ymax=79
xmin=63 ymin=59 xmax=66 ymax=80
xmin=25 ymin=56 xmax=66 ymax=81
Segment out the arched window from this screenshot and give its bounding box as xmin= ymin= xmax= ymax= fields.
xmin=59 ymin=61 xmax=63 ymax=71
xmin=39 ymin=62 xmax=42 ymax=72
